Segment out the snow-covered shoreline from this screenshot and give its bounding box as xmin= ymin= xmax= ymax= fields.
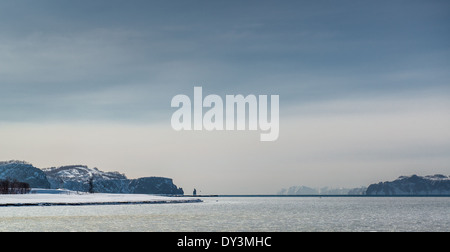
xmin=0 ymin=192 xmax=202 ymax=207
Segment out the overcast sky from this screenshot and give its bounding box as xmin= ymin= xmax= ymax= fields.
xmin=1 ymin=0 xmax=449 ymax=194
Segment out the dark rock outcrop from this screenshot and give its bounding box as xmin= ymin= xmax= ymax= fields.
xmin=128 ymin=177 xmax=184 ymax=194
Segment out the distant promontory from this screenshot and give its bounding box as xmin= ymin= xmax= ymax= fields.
xmin=366 ymin=174 xmax=450 ymax=195
xmin=279 ymin=174 xmax=450 ymax=196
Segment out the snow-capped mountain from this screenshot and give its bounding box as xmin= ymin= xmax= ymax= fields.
xmin=43 ymin=165 xmax=184 ymax=195
xmin=43 ymin=165 xmax=126 ymax=184
xmin=0 ymin=161 xmax=184 ymax=195
xmin=366 ymin=174 xmax=450 ymax=195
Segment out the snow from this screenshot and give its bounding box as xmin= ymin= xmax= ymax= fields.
xmin=0 ymin=190 xmax=201 ymax=206
xmin=43 ymin=165 xmax=127 ymax=182
xmin=424 ymin=175 xmax=450 ymax=181
xmin=30 ymin=188 xmax=74 ymax=194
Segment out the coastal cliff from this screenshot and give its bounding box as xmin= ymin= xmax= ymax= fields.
xmin=0 ymin=161 xmax=183 ymax=195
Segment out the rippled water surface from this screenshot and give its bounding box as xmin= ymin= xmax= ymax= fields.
xmin=0 ymin=197 xmax=449 ymax=231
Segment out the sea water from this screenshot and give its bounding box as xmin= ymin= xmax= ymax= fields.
xmin=0 ymin=197 xmax=449 ymax=232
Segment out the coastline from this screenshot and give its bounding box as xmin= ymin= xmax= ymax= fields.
xmin=0 ymin=193 xmax=202 ymax=207
xmin=1 ymin=192 xmax=448 ymax=208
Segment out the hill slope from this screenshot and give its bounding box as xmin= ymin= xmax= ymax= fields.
xmin=0 ymin=161 xmax=50 ymax=188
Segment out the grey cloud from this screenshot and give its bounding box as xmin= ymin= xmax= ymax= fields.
xmin=0 ymin=0 xmax=449 ymax=123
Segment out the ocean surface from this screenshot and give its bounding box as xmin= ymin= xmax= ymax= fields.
xmin=0 ymin=197 xmax=449 ymax=232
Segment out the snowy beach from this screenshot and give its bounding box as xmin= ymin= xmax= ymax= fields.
xmin=0 ymin=190 xmax=201 ymax=207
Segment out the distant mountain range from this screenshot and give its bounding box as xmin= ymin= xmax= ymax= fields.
xmin=279 ymin=174 xmax=450 ymax=196
xmin=0 ymin=160 xmax=184 ymax=195
xmin=278 ymin=185 xmax=367 ymax=195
